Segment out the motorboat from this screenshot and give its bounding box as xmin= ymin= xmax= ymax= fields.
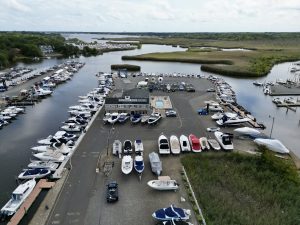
xmin=134 ymin=155 xmax=144 ymax=174
xmin=141 ymin=115 xmax=150 ymax=124
xmin=61 ymin=123 xmax=82 ymax=132
xmin=211 ymin=112 xmax=237 ymax=120
xmin=121 ymin=155 xmax=133 ymax=175
xmin=254 ymin=138 xmax=289 ymax=154
xmin=206 ymin=127 xmax=220 ymax=132
xmin=207 ymin=139 xmax=221 ymax=151
xmin=130 ymin=114 xmax=142 ymax=124
xmin=0 ymin=179 xmax=36 ymax=217
xmin=199 ymin=137 xmax=210 ymax=151
xmin=189 ymin=134 xmax=201 ymax=152
xmin=147 ymin=176 xmax=179 ymax=191
xmin=5 ymin=106 xmax=25 ymax=114
xmin=158 ymin=134 xmax=170 ymax=154
xmin=216 ymin=116 xmax=250 ymax=126
xmin=54 ymin=131 xmax=77 ymax=141
xmin=214 ymin=131 xmax=234 ymax=151
xmin=68 ymin=110 xmax=91 ymax=118
xmin=112 ymin=140 xmax=122 ymax=156
xmin=170 ymin=135 xmax=180 ymax=154
xmin=33 ymin=151 xmax=65 ymax=162
xmin=107 ymin=112 xmax=120 ymax=124
xmin=123 ymin=140 xmax=133 ymax=154
xmin=234 ymin=127 xmax=262 ymax=138
xmin=134 ymin=139 xmax=144 ymax=154
xmin=152 ymin=205 xmax=191 ymax=221
xmin=179 ymin=135 xmax=191 ymax=152
xmin=34 ymin=88 xmax=52 ymax=97
xmin=272 ymin=97 xmax=283 ymax=104
xmin=31 ymin=143 xmax=71 ymax=154
xmin=209 ymin=104 xmax=223 ymax=112
xmin=28 ymin=160 xmax=59 ymax=171
xmin=149 ymin=152 xmax=162 ymax=176
xmin=158 ymin=220 xmax=194 ymax=225
xmin=284 ymin=97 xmax=297 ymax=104
xmin=18 ymin=168 xmax=51 ymax=179
xmin=103 ymin=113 xmax=111 ymax=124
xmin=64 ymin=118 xmax=87 ymax=127
xmin=37 ymin=136 xmax=72 ymax=146
xmin=148 ymin=115 xmax=161 ymax=125
xmin=118 ymin=113 xmax=129 ymax=123
xmin=253 ymin=81 xmax=263 ymax=86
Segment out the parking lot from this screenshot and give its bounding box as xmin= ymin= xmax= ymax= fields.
xmin=45 ymin=76 xmax=257 ymax=225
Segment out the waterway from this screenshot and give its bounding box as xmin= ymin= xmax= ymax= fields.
xmin=0 ymin=34 xmax=299 ymax=217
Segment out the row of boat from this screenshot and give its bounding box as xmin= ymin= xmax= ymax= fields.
xmin=104 ymin=112 xmax=162 ymax=125
xmin=0 ymin=72 xmax=113 ymax=219
xmin=0 ymin=106 xmax=25 ymax=129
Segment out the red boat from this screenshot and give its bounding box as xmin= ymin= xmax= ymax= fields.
xmin=189 ymin=134 xmax=202 ymax=152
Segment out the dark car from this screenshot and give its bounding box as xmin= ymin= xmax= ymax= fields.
xmin=186 ymin=85 xmax=195 ymax=92
xmin=106 ymin=181 xmax=118 ymax=203
xmin=165 ymin=109 xmax=177 ymax=117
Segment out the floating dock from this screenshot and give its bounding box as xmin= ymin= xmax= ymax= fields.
xmin=270 ymin=85 xmax=300 ymax=96
xmin=7 ymin=179 xmax=55 ymax=225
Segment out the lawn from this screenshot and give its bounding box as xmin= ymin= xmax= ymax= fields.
xmin=181 ymin=151 xmax=300 ymax=225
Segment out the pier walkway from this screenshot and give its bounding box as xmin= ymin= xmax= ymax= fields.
xmin=7 ymin=179 xmax=55 ymax=225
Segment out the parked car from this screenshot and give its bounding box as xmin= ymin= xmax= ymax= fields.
xmin=186 ymin=85 xmax=195 ymax=92
xmin=106 ymin=181 xmax=119 ymax=203
xmin=165 ymin=109 xmax=177 ymax=117
xmin=197 ymin=108 xmax=208 ymax=115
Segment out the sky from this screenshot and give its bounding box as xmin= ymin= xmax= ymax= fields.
xmin=0 ymin=0 xmax=299 ymax=32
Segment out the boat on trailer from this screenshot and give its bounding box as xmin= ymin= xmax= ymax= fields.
xmin=147 ymin=176 xmax=179 ymax=191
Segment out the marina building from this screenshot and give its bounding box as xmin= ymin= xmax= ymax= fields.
xmin=105 ymin=89 xmax=150 ymax=114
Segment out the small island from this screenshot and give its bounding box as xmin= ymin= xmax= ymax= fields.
xmin=111 ymin=64 xmax=141 ymax=71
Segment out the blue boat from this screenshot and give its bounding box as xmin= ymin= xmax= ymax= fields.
xmin=118 ymin=113 xmax=129 ymax=123
xmin=18 ymin=168 xmax=51 ymax=179
xmin=152 ymin=205 xmax=190 ymax=221
xmin=130 ymin=114 xmax=142 ymax=123
xmin=134 ymin=155 xmax=144 ymax=174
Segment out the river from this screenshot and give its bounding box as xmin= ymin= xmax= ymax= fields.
xmin=0 ymin=34 xmax=299 ymax=217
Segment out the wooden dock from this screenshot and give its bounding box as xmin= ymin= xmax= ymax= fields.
xmin=227 ymin=104 xmax=265 ymax=129
xmin=7 ymin=179 xmax=55 ymax=225
xmin=276 ymin=103 xmax=299 ymax=112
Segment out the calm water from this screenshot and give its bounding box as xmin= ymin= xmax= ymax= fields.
xmin=0 ymin=35 xmax=299 ymax=213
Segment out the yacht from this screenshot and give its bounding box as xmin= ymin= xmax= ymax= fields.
xmin=216 ymin=116 xmax=250 ymax=126
xmin=0 ymin=179 xmax=36 ymax=217
xmin=18 ymin=168 xmax=51 ymax=179
xmin=214 ymin=131 xmax=234 ymax=150
xmin=28 ymin=160 xmax=59 ymax=171
xmin=33 ymin=151 xmax=65 ymax=162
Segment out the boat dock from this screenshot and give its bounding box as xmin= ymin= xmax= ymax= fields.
xmin=276 ymin=103 xmax=298 ymax=112
xmin=270 ymin=84 xmax=300 ymax=96
xmin=226 ymin=104 xmax=265 ymax=129
xmin=7 ymin=179 xmax=55 ymax=225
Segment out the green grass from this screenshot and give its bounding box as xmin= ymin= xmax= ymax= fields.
xmin=181 ymin=151 xmax=300 ymax=225
xmin=114 ymin=36 xmax=300 ymax=77
xmin=111 ymin=64 xmax=141 ymax=71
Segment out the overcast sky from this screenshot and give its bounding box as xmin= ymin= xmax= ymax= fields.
xmin=0 ymin=0 xmax=299 ymax=32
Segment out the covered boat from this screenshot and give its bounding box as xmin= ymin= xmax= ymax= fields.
xmin=254 ymin=138 xmax=289 ymax=154
xmin=112 ymin=140 xmax=122 ymax=156
xmin=134 ymin=155 xmax=144 ymax=174
xmin=234 ymin=127 xmax=262 ymax=138
xmin=149 ymin=152 xmax=162 ymax=176
xmin=152 ymin=205 xmax=191 ymax=221
xmin=130 ymin=114 xmax=142 ymax=124
xmin=147 ymin=176 xmax=179 ymax=191
xmin=18 ymin=168 xmax=51 ymax=179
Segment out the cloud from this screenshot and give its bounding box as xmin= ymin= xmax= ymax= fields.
xmin=0 ymin=0 xmax=299 ymax=31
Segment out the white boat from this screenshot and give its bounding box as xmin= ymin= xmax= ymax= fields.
xmin=103 ymin=113 xmax=111 ymax=123
xmin=121 ymin=155 xmax=133 ymax=175
xmin=18 ymin=168 xmax=51 ymax=179
xmin=134 ymin=139 xmax=144 ymax=154
xmin=68 ymin=110 xmax=91 ymax=117
xmin=253 ymin=81 xmax=263 ymax=86
xmin=158 ymin=134 xmax=170 ymax=154
xmin=134 ymin=155 xmax=144 ymax=174
xmin=31 ymin=143 xmax=71 ymax=154
xmin=54 ymin=131 xmax=77 ymax=140
xmin=148 ymin=114 xmax=161 ymax=125
xmin=34 ymin=88 xmax=52 ymax=97
xmin=149 ymin=152 xmax=162 ymax=176
xmin=179 ymin=135 xmax=191 ymax=152
xmin=214 ymin=131 xmax=234 ymax=151
xmin=170 ymin=135 xmax=180 ymax=154
xmin=206 ymin=127 xmax=220 ymax=132
xmin=254 ymin=138 xmax=289 ymax=154
xmin=199 ymin=137 xmax=210 ymax=150
xmin=33 ymin=151 xmax=65 ymax=162
xmin=209 ymin=104 xmax=223 ymax=112
xmin=216 ymin=116 xmax=250 ymax=126
xmin=61 ymin=123 xmax=82 ymax=132
xmin=28 ymin=160 xmax=59 ymax=171
xmin=141 ymin=115 xmax=150 ymax=124
xmin=107 ymin=112 xmax=120 ymax=124
xmin=211 ymin=112 xmax=237 ymax=120
xmin=234 ymin=127 xmax=262 ymax=138
xmin=207 ymin=139 xmax=221 ymax=151
xmin=147 ymin=176 xmax=179 ymax=191
xmin=112 ymin=140 xmax=122 ymax=156
xmin=0 ymin=179 xmax=36 ymax=216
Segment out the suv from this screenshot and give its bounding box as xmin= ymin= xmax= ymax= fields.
xmin=106 ymin=181 xmax=118 ymax=203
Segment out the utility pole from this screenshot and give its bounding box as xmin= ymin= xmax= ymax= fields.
xmin=269 ymin=115 xmax=275 ymax=138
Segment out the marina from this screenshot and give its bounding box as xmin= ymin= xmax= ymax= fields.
xmin=0 ymin=35 xmax=300 ymax=225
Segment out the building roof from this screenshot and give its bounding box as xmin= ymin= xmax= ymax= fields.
xmin=123 ymin=88 xmax=149 ymax=99
xmin=106 ymin=88 xmax=149 ymax=105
